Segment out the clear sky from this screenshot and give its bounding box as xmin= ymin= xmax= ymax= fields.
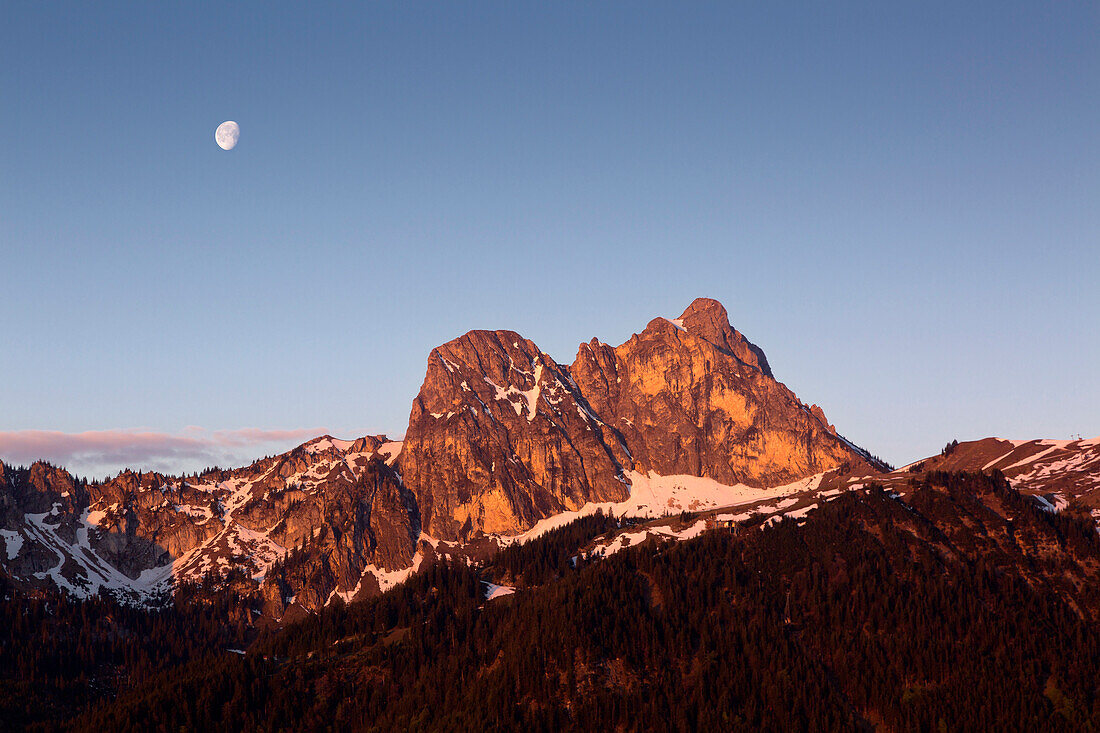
xmin=2 ymin=2 xmax=1098 ymax=478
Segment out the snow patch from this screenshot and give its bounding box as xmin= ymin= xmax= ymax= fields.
xmin=590 ymin=519 xmax=709 ymax=558
xmin=1033 ymin=494 xmax=1057 ymax=512
xmin=365 ymin=553 xmax=424 ymax=594
xmin=304 ymin=437 xmax=354 ymax=454
xmin=483 ymin=368 xmax=544 ymax=422
xmin=762 ymin=503 xmax=819 ymax=529
xmin=439 ymin=355 xmax=461 ymax=373
xmin=1003 ymin=443 xmax=1068 ymax=472
xmin=982 ymin=449 xmax=1017 ymax=471
xmin=482 ymin=581 xmax=515 ymax=600
xmin=0 ymin=530 xmax=23 ymax=560
xmin=508 ymin=471 xmax=825 ymax=544
xmin=377 ymin=441 xmax=402 ymax=465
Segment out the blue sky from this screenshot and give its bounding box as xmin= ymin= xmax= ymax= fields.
xmin=2 ymin=2 xmax=1098 ymax=477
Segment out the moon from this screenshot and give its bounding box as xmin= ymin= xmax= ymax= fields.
xmin=215 ymin=121 xmax=239 ymax=150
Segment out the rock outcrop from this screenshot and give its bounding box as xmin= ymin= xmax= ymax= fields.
xmin=1 ymin=297 xmax=880 ymax=609
xmin=0 ymin=435 xmax=417 ymax=614
xmin=674 ymin=297 xmax=773 ymax=377
xmin=401 ymin=331 xmax=631 ymax=540
xmin=572 ymin=299 xmax=860 ymax=487
xmin=403 ymin=298 xmax=870 ymax=540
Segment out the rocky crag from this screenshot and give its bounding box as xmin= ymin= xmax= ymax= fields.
xmin=0 ymin=298 xmax=878 ymax=615
xmin=405 ymin=298 xmax=871 ymax=541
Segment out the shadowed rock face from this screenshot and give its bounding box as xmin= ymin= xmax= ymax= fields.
xmin=0 ymin=436 xmax=419 ymax=613
xmin=260 ymin=457 xmax=418 ymax=614
xmin=404 ymin=298 xmax=867 ymax=540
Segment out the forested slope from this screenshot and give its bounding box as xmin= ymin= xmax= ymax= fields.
xmin=51 ymin=472 xmax=1100 ymax=732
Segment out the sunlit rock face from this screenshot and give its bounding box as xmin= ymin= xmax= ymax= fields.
xmin=674 ymin=296 xmax=773 ymax=377
xmin=571 ymin=298 xmax=862 ymax=489
xmin=401 ymin=330 xmax=631 ymax=542
xmin=403 ymin=299 xmax=866 ymax=541
xmin=0 ymin=297 xmax=873 ymax=607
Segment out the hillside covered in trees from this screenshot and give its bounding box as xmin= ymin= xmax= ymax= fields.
xmin=5 ymin=472 xmax=1100 ymax=731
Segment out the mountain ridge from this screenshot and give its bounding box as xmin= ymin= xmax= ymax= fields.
xmin=41 ymin=470 xmax=1100 ymax=732
xmin=0 ymin=298 xmax=937 ymax=616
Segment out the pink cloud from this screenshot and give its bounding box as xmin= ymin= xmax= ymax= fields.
xmin=0 ymin=427 xmax=327 ymax=478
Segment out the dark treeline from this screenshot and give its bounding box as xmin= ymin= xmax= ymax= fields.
xmin=59 ymin=473 xmax=1100 ymax=732
xmin=0 ymin=570 xmax=257 ymax=730
xmin=486 ymin=508 xmax=642 ymax=587
xmin=913 ymin=470 xmax=1100 ymax=561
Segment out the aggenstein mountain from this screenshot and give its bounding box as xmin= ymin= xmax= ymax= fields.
xmin=3 ymin=298 xmax=1100 ymax=731
xmin=0 ymin=299 xmax=880 ymax=617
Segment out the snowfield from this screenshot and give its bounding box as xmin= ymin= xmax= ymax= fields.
xmin=509 ymin=470 xmax=827 ymax=544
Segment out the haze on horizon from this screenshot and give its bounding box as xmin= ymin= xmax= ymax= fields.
xmin=2 ymin=2 xmax=1098 ymax=478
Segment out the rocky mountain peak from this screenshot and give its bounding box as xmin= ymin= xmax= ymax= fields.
xmin=403 ymin=329 xmax=630 ymax=541
xmin=672 ymin=297 xmax=773 ymax=377
xmin=570 ymin=299 xmax=862 ymax=487
xmin=0 ymin=297 xmax=879 ymax=612
xmin=402 ymin=299 xmax=869 ymax=541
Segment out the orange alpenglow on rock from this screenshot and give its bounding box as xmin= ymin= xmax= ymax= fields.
xmin=399 ymin=331 xmax=632 ymax=541
xmin=403 ymin=298 xmax=869 ymax=541
xmin=0 ymin=298 xmax=873 ymax=611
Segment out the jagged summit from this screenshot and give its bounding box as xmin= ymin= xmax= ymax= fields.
xmin=403 ymin=328 xmax=630 ymax=540
xmin=672 ymin=297 xmax=773 ymax=377
xmin=1 ymin=297 xmax=877 ymax=610
xmin=405 ymin=298 xmax=869 ymax=540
